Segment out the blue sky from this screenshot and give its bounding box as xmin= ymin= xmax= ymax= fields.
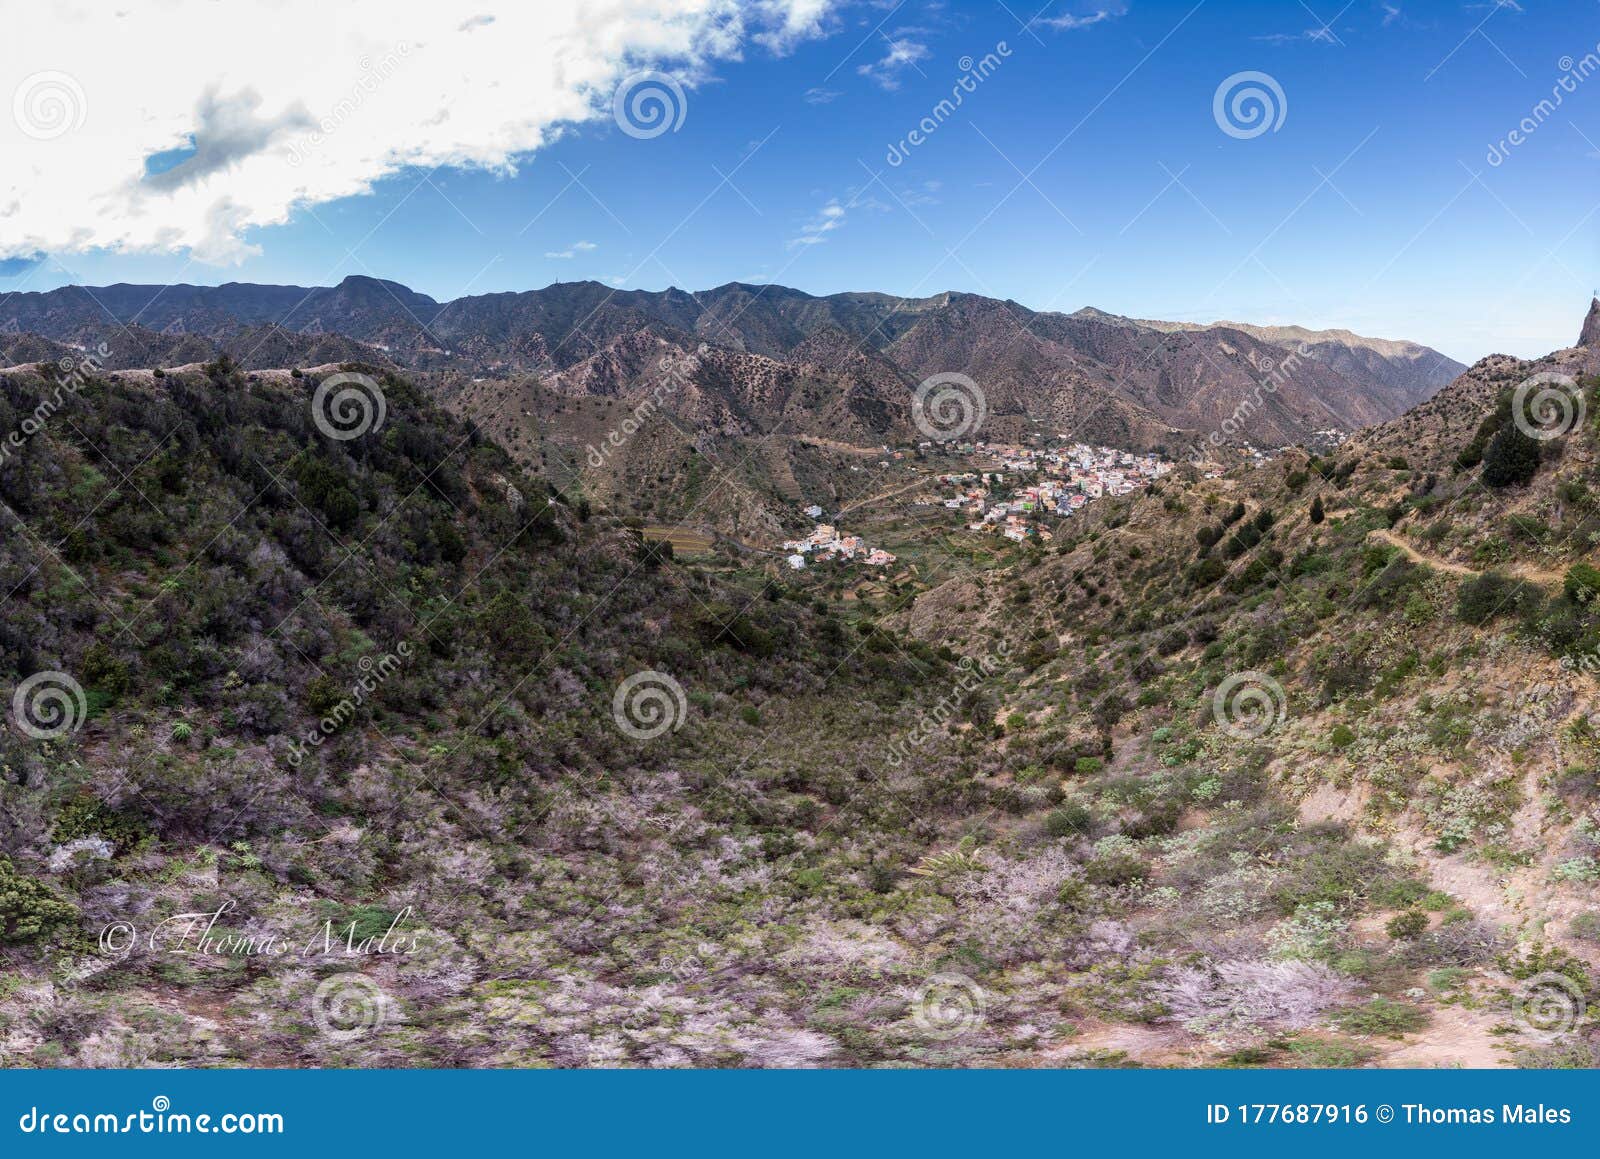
xmin=6 ymin=0 xmax=1599 ymax=362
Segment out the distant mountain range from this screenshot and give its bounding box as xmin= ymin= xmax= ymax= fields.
xmin=0 ymin=277 xmax=1463 ymax=455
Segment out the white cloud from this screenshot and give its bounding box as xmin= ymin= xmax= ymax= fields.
xmin=752 ymin=0 xmax=836 ymax=52
xmin=788 ymin=199 xmax=845 ymax=247
xmin=545 ymin=240 xmax=598 ymax=258
xmin=1036 ymin=3 xmax=1126 ymax=31
xmin=857 ymin=38 xmax=930 ymax=90
xmin=1 ymin=1 xmax=836 ymax=265
xmin=1254 ymin=27 xmax=1341 ymax=44
xmin=1038 ymin=10 xmax=1115 ymax=31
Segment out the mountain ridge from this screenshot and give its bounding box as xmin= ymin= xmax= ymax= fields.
xmin=0 ymin=274 xmax=1463 ymax=390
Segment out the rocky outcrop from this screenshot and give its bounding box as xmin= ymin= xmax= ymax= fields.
xmin=1580 ymin=297 xmax=1600 ymax=349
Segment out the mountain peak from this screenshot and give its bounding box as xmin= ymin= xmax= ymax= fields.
xmin=1581 ymin=296 xmax=1600 ymax=348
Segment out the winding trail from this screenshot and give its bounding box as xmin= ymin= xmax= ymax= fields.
xmin=1367 ymin=527 xmax=1567 ymax=586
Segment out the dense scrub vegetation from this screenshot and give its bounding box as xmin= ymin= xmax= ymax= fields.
xmin=5 ymin=352 xmax=1600 ymax=1069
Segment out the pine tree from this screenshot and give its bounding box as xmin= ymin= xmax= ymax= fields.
xmin=1309 ymin=495 xmax=1324 ymax=524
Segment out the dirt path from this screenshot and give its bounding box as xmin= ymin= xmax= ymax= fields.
xmin=1368 ymin=528 xmax=1566 ymax=585
xmin=794 ymin=435 xmax=883 ymax=457
xmin=1378 ymin=1002 xmax=1512 ymax=1069
xmin=835 ymin=476 xmax=936 ymax=516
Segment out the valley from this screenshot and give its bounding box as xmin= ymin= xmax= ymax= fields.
xmin=0 ymin=287 xmax=1596 ymax=1069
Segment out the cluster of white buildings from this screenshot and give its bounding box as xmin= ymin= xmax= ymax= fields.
xmin=928 ymin=442 xmax=1171 ymax=542
xmin=783 ymin=520 xmax=897 ymax=571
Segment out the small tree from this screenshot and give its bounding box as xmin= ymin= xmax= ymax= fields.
xmin=1309 ymin=495 xmax=1325 ymax=524
xmin=1481 ymin=425 xmax=1541 ymax=487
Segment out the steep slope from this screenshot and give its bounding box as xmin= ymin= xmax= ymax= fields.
xmin=890 ymin=302 xmax=1600 ymax=1066
xmin=0 ymin=353 xmax=999 ymax=1068
xmin=1119 ymin=311 xmax=1466 ymax=405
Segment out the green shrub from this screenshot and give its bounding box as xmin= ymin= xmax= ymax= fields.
xmin=1385 ymin=909 xmax=1428 ymax=940
xmin=1333 ymin=997 xmax=1429 ymax=1037
xmin=1329 ymin=724 xmax=1356 ymax=749
xmin=304 ymin=674 xmax=345 ymax=716
xmin=1481 ymin=424 xmax=1541 ymax=487
xmin=1456 ymin=572 xmax=1522 ymax=625
xmin=1285 ymin=1038 xmax=1374 ymax=1068
xmin=1084 ymin=852 xmax=1146 ymax=886
xmin=0 ymin=858 xmax=80 ymax=946
xmin=1565 ymin=563 xmax=1600 ymax=604
xmin=1045 ymin=804 xmax=1093 ymax=838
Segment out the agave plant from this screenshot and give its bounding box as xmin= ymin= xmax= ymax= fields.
xmin=908 ymin=836 xmax=987 ymax=881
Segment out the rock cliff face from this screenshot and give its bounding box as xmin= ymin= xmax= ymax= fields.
xmin=1580 ymin=297 xmax=1600 ymax=349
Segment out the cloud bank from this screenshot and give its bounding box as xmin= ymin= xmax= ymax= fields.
xmin=2 ymin=1 xmax=835 ymax=265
